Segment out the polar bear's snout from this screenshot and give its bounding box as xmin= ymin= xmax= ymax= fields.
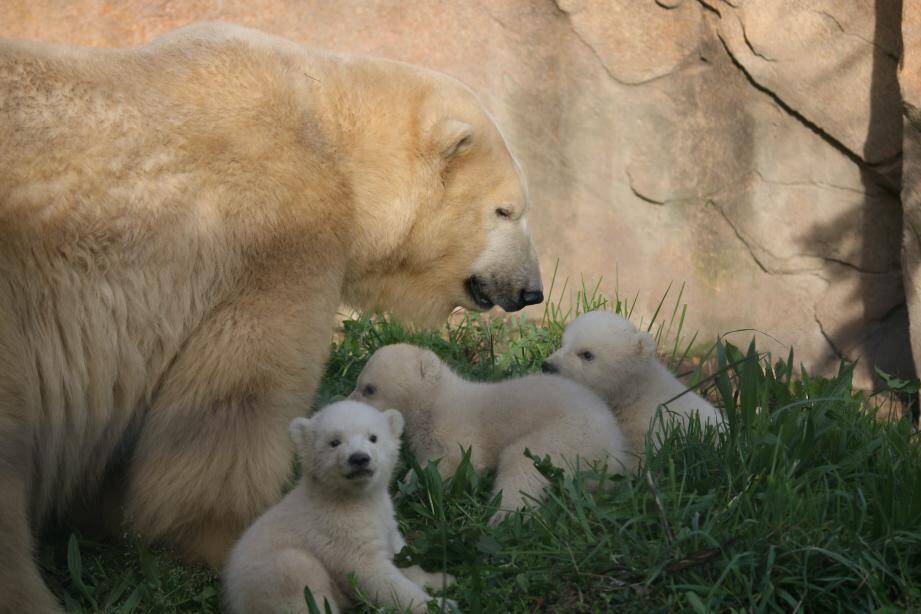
xmin=540 ymin=360 xmax=558 ymax=374
xmin=464 ymin=204 xmax=543 ymax=313
xmin=337 ymin=437 xmax=378 ymax=481
xmin=465 ymin=275 xmax=543 ymax=313
xmin=348 ymin=452 xmax=371 ymax=466
xmin=346 ymin=451 xmax=373 ymax=479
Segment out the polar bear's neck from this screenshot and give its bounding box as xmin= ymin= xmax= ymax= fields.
xmin=432 ymin=370 xmax=492 ymax=414
xmin=609 ymin=360 xmax=697 ymax=417
xmin=298 ymin=472 xmax=391 ymax=507
xmin=399 ymin=369 xmax=489 ymax=448
xmin=605 ymin=361 xmax=658 ymax=412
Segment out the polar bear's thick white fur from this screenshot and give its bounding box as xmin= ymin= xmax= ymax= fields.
xmin=351 ymin=344 xmax=633 ymax=521
xmin=223 ymin=401 xmax=454 ymax=614
xmin=1 ymin=22 xmax=542 ymax=610
xmin=542 ymin=311 xmax=722 ymax=452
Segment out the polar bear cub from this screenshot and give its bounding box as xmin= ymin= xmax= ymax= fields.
xmin=223 ymin=400 xmax=454 ymax=614
xmin=542 ymin=311 xmax=722 ymax=452
xmin=351 ymin=344 xmax=633 ymax=521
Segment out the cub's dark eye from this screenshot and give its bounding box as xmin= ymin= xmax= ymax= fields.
xmin=369 ymin=434 xmax=378 ymax=443
xmin=329 ymin=439 xmax=340 ymax=448
xmin=579 ymin=350 xmax=594 ymax=361
xmin=495 ymin=207 xmax=511 ymax=219
xmin=363 ymin=384 xmax=377 ymax=396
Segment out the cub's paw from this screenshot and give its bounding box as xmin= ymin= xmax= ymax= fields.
xmin=433 ymin=597 xmax=459 ymax=612
xmin=402 ymin=566 xmax=455 ymax=591
xmin=432 ymin=572 xmax=456 ymax=589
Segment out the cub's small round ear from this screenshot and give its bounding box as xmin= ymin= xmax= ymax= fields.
xmin=383 ymin=409 xmax=404 ymax=438
xmin=636 ymin=331 xmax=657 ymax=360
xmin=288 ymin=417 xmax=313 ymax=447
xmin=419 ymin=350 xmax=443 ymax=381
xmin=430 ymin=118 xmax=474 ymax=160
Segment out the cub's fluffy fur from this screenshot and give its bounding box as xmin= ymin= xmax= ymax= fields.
xmin=543 ymin=311 xmax=722 ymax=452
xmin=351 ymin=344 xmax=632 ymax=521
xmin=223 ymin=401 xmax=454 ymax=614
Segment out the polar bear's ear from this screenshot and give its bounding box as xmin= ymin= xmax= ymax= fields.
xmin=288 ymin=417 xmax=313 ymax=447
xmin=431 ymin=118 xmax=474 ymax=160
xmin=418 ymin=351 xmax=442 ymax=381
xmin=635 ymin=332 xmax=656 ymax=361
xmin=383 ymin=409 xmax=404 ymax=438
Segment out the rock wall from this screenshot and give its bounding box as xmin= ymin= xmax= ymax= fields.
xmin=902 ymin=3 xmax=921 ymax=383
xmin=0 ymin=0 xmax=912 ymax=388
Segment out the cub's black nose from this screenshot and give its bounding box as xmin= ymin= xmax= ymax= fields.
xmin=348 ymin=452 xmax=371 ymax=467
xmin=541 ymin=361 xmax=558 ymax=374
xmin=520 ymin=289 xmax=544 ymax=307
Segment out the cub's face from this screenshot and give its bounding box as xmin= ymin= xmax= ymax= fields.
xmin=289 ymin=401 xmax=403 ymax=493
xmin=542 ymin=311 xmax=656 ymax=397
xmin=349 ymin=344 xmax=442 ymax=411
xmin=342 ymin=74 xmax=543 ymax=326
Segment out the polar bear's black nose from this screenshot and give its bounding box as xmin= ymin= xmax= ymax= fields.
xmin=541 ymin=361 xmax=558 ymax=374
xmin=520 ymin=289 xmax=544 ymax=307
xmin=348 ymin=452 xmax=371 ymax=467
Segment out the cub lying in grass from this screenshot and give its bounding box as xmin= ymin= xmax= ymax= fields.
xmin=351 ymin=343 xmax=633 ymax=522
xmin=223 ymin=400 xmax=454 ymax=614
xmin=542 ymin=311 xmax=722 ymax=453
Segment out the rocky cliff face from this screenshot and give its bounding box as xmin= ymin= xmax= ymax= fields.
xmin=0 ymin=0 xmax=912 ymax=388
xmin=901 ymin=5 xmax=921 ymax=386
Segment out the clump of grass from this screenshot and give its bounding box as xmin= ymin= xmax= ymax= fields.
xmin=44 ymin=280 xmax=921 ymax=612
xmin=382 ymin=336 xmax=921 ymax=612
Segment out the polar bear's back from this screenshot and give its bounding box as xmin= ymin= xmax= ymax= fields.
xmin=621 ymin=361 xmax=722 ymax=450
xmin=458 ymin=373 xmax=632 ymax=470
xmin=0 ymin=24 xmax=342 ymax=519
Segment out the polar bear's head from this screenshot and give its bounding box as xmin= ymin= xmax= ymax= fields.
xmin=541 ymin=311 xmax=656 ymax=402
xmin=289 ymin=400 xmax=403 ymax=494
xmin=349 ymin=344 xmax=443 ymax=413
xmin=339 ymin=63 xmax=543 ymax=326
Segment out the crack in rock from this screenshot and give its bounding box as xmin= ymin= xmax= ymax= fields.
xmin=709 ymin=23 xmax=898 ymax=187
xmin=709 ymin=198 xmax=898 ymax=276
xmin=815 ymin=315 xmax=847 ymax=360
xmin=740 ymin=16 xmax=776 ymax=62
xmin=553 ymin=0 xmax=704 ymax=86
xmin=751 ymin=170 xmax=880 ymax=196
xmin=812 ymin=9 xmax=900 ymax=61
xmin=710 ymin=201 xmax=771 ymax=274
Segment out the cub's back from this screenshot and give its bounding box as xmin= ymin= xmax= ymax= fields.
xmin=467 ymin=374 xmax=615 ymax=446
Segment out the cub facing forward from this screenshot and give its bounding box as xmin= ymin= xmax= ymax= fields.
xmin=223 ymin=401 xmax=453 ymax=614
xmin=542 ymin=311 xmax=721 ymax=452
xmin=351 ymin=344 xmax=633 ymax=521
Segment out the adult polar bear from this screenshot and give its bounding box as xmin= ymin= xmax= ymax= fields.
xmin=0 ymin=22 xmax=542 ymax=612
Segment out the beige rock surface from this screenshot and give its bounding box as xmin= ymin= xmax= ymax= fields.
xmin=0 ymin=0 xmax=911 ymax=388
xmin=901 ymin=1 xmax=921 ymax=381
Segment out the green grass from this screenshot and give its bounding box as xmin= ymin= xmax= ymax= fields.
xmin=43 ymin=283 xmax=921 ymax=613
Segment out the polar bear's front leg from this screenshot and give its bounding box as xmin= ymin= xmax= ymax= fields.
xmin=489 ymin=444 xmax=551 ymax=526
xmin=387 ymin=523 xmax=456 ymax=593
xmin=400 ymin=565 xmax=456 ymax=592
xmin=0 ymin=453 xmax=66 ymax=614
xmin=123 ymin=283 xmax=338 ymax=568
xmin=356 ymin=557 xmax=440 ymax=614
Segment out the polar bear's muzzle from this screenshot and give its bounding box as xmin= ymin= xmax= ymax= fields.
xmin=465 ymin=275 xmax=543 ymax=313
xmin=345 ymin=452 xmax=374 ymax=479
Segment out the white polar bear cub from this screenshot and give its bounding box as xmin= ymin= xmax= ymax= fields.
xmin=351 ymin=344 xmax=633 ymax=522
xmin=223 ymin=400 xmax=454 ymax=614
xmin=542 ymin=311 xmax=722 ymax=453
